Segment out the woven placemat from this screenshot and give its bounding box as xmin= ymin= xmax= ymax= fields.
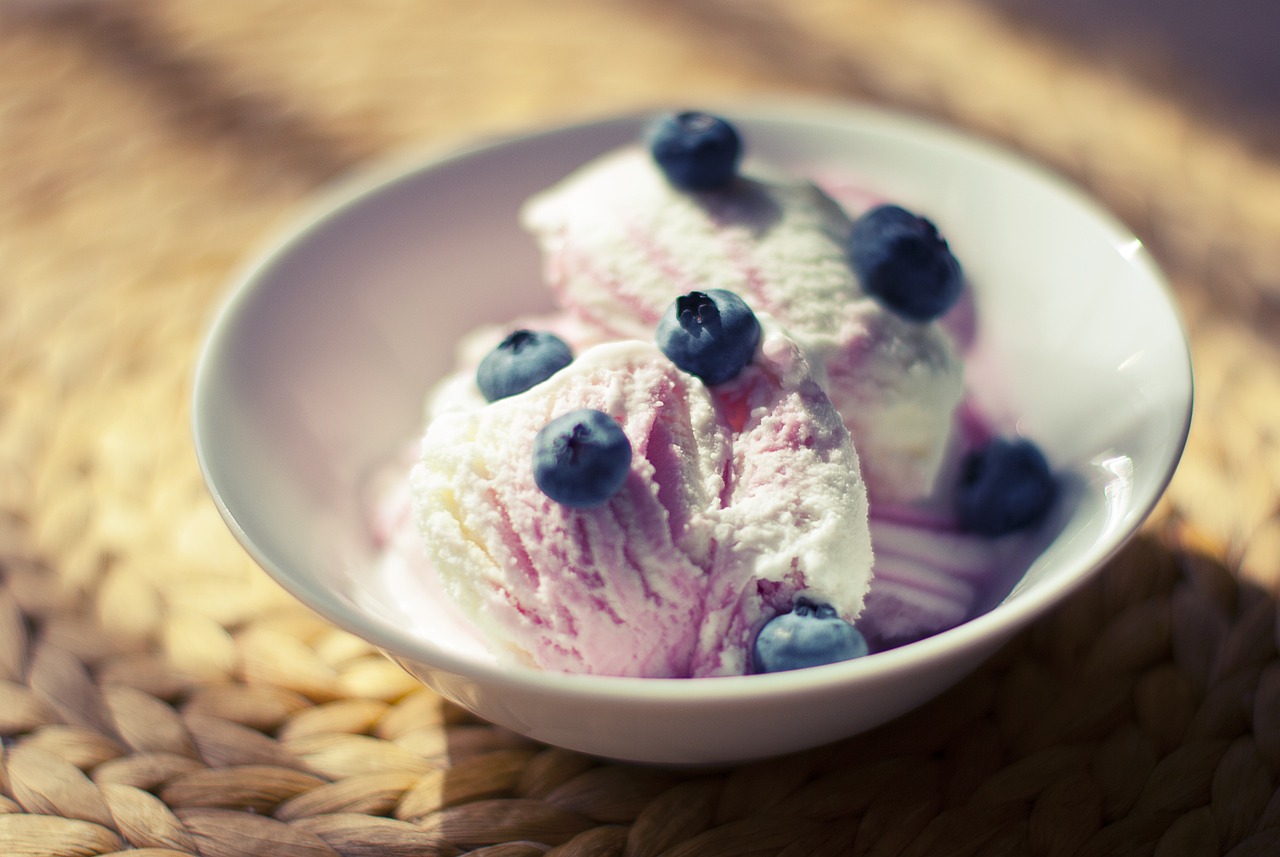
xmin=2 ymin=1 xmax=1279 ymax=855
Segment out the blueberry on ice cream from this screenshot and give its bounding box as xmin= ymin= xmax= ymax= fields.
xmin=753 ymin=598 xmax=870 ymax=673
xmin=647 ymin=110 xmax=743 ymax=191
xmin=656 ymin=289 xmax=761 ymax=385
xmin=476 ymin=329 xmax=574 ymax=401
xmin=848 ymin=204 xmax=964 ymax=323
xmin=955 ymin=437 xmax=1057 ymax=536
xmin=532 ymin=408 xmax=633 ymax=508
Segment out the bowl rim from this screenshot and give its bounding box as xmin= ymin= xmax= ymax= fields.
xmin=192 ymin=98 xmax=1194 ymax=703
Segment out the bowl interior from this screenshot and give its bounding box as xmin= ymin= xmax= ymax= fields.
xmin=194 ymin=103 xmax=1191 ymax=704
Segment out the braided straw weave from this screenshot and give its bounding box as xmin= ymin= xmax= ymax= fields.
xmin=2 ymin=0 xmax=1278 ymax=854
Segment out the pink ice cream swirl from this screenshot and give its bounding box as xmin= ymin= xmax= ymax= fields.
xmin=409 ymin=330 xmax=873 ymax=678
xmin=521 ymin=146 xmax=963 ymax=505
xmin=381 ymin=143 xmax=1022 ymax=672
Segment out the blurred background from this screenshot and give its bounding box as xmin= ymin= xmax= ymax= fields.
xmin=2 ymin=1 xmax=1280 ymax=855
xmin=987 ymin=0 xmax=1280 ymax=153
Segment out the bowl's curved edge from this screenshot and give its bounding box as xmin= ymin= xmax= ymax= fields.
xmin=190 ymin=100 xmax=1196 ymax=759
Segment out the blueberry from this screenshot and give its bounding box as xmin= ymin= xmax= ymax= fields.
xmin=656 ymin=289 xmax=760 ymax=385
xmin=532 ymin=409 xmax=632 ymax=508
xmin=647 ymin=111 xmax=743 ymax=191
xmin=848 ymin=204 xmax=963 ymax=322
xmin=753 ymin=598 xmax=869 ymax=673
xmin=955 ymin=437 xmax=1057 ymax=536
xmin=476 ymin=330 xmax=573 ymax=401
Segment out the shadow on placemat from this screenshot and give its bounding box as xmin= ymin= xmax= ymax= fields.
xmin=2 ymin=519 xmax=1278 ymax=855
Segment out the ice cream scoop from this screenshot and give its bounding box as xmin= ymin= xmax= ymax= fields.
xmin=521 ymin=146 xmax=963 ymax=503
xmin=410 ymin=325 xmax=873 ymax=678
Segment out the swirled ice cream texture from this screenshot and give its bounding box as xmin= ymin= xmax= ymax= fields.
xmin=521 ymin=146 xmax=963 ymax=503
xmin=410 ymin=331 xmax=872 ymax=678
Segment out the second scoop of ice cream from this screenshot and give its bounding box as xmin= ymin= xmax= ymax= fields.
xmin=521 ymin=146 xmax=963 ymax=503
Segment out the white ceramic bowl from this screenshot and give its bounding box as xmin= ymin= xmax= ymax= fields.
xmin=193 ymin=101 xmax=1192 ymax=765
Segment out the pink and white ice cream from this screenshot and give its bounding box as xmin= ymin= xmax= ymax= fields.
xmin=521 ymin=147 xmax=963 ymax=504
xmin=410 ymin=328 xmax=872 ymax=678
xmin=372 ymin=112 xmax=1055 ymax=678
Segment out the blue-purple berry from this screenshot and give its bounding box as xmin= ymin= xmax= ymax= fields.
xmin=476 ymin=330 xmax=573 ymax=401
xmin=647 ymin=111 xmax=742 ymax=191
xmin=955 ymin=437 xmax=1057 ymax=536
xmin=849 ymin=204 xmax=963 ymax=323
xmin=532 ymin=409 xmax=632 ymax=508
xmin=753 ymin=598 xmax=869 ymax=673
xmin=656 ymin=289 xmax=760 ymax=386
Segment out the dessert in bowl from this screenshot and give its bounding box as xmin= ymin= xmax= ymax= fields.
xmin=193 ymin=101 xmax=1192 ymax=764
